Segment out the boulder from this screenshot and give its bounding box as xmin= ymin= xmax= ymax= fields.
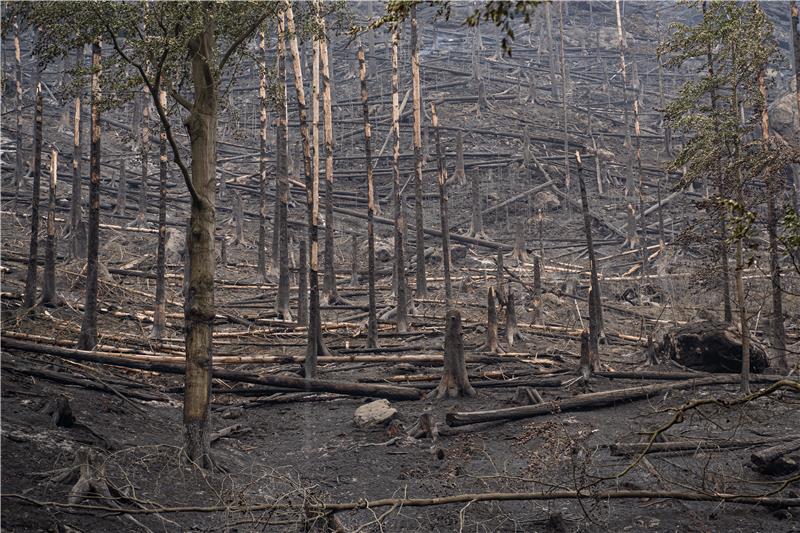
xmin=354 ymin=399 xmax=397 ymax=429
xmin=656 ymin=320 xmax=769 ymax=374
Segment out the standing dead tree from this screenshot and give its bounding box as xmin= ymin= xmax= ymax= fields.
xmin=69 ymin=45 xmax=85 ymax=259
xmin=429 ymin=310 xmax=475 ymax=400
xmin=12 ymin=18 xmax=23 ymax=209
xmin=23 ymin=60 xmax=43 ymax=310
xmin=577 ymin=152 xmax=603 ymax=369
xmin=359 ymin=43 xmax=379 ymax=350
xmin=41 ymin=146 xmax=58 ymax=307
xmin=411 ymin=4 xmax=427 ymax=296
xmin=257 ymin=30 xmax=270 ymax=283
xmin=431 ymin=102 xmax=452 ymax=309
xmin=390 ymin=26 xmax=408 ymax=332
xmin=275 ymin=14 xmax=292 ymax=322
xmin=285 ymin=1 xmax=329 ymax=377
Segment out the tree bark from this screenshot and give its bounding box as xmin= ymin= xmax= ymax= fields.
xmin=137 ymin=86 xmax=149 ymax=226
xmin=452 ymin=130 xmax=466 ymax=185
xmin=320 ymin=28 xmax=339 ymax=304
xmin=257 ymin=30 xmax=270 ymax=283
xmin=480 ymin=286 xmax=503 ymax=354
xmin=544 ymin=2 xmax=557 ymax=99
xmin=182 ymin=16 xmax=218 ymax=468
xmin=411 ymin=5 xmax=427 ymax=296
xmin=758 ymin=70 xmax=787 ymax=371
xmin=114 ymin=159 xmax=126 ymax=220
xmin=41 ymin=146 xmax=58 ymax=306
xmin=77 ymin=41 xmax=102 ymax=350
xmin=359 ymin=43 xmax=379 ymax=350
xmin=577 ymin=152 xmax=602 ymax=364
xmin=23 ymin=66 xmax=43 ymax=310
xmin=469 ymin=165 xmax=484 ymax=238
xmin=431 ymin=102 xmax=452 ymax=308
xmin=558 ymin=2 xmax=570 ymax=194
xmin=70 ymin=46 xmax=84 ymax=258
xmin=505 ymin=289 xmax=520 ymax=347
xmin=614 ymin=0 xmax=634 ymax=197
xmin=792 ymin=2 xmax=800 ymax=119
xmin=429 ymin=310 xmax=475 ymax=399
xmin=13 ymin=18 xmax=23 ymax=209
xmin=150 ymin=88 xmax=168 ymax=340
xmin=285 ymin=2 xmax=327 ymax=377
xmin=298 ymin=239 xmax=308 ymax=327
xmin=390 ymin=26 xmax=408 ymax=333
xmin=275 ymin=14 xmax=292 ymax=322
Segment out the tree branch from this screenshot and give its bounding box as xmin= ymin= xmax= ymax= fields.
xmin=218 ymin=10 xmax=270 ymax=73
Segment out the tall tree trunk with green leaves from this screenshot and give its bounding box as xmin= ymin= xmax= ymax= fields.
xmin=150 ymin=88 xmax=168 ymax=340
xmin=77 ymin=40 xmax=102 ymax=349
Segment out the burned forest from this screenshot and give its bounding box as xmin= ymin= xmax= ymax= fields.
xmin=2 ymin=1 xmax=800 ymax=531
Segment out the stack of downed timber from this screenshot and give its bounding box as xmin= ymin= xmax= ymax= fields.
xmin=655 ymin=321 xmax=769 ymax=373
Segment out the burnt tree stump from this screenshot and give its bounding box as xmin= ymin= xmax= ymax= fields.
xmin=656 ymin=321 xmax=769 ymax=373
xmin=430 ymin=310 xmax=476 ymax=399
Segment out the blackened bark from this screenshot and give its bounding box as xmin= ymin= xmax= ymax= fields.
xmin=257 ymin=31 xmax=269 ymax=283
xmin=77 ymin=41 xmax=101 ymax=350
xmin=390 ymin=27 xmax=408 ymax=332
xmin=431 ymin=102 xmax=452 ymax=309
xmin=42 ymin=147 xmax=58 ymax=306
xmin=576 ymin=152 xmax=601 ymax=369
xmin=23 ymin=64 xmax=44 ymax=309
xmin=150 ymin=88 xmax=168 ymax=340
xmin=411 ymin=5 xmax=427 ymax=296
xmin=275 ymin=16 xmax=292 ymax=321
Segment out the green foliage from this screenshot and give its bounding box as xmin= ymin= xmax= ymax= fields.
xmin=369 ymin=0 xmax=539 ymax=57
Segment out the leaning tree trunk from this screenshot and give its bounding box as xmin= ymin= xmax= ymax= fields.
xmin=150 ymin=88 xmax=168 ymax=340
xmin=286 ymin=2 xmax=328 ymax=378
xmin=390 ymin=26 xmax=408 ymax=332
xmin=320 ymin=29 xmax=340 ymax=304
xmin=41 ymin=146 xmax=58 ymax=306
xmin=576 ymin=152 xmax=602 ymax=369
xmin=257 ymin=30 xmax=269 ymax=283
xmin=758 ymin=70 xmax=787 ymax=371
xmin=182 ymin=18 xmax=219 ymax=468
xmin=359 ymin=43 xmax=379 ymax=350
xmin=274 ymin=15 xmax=292 ymax=322
xmin=77 ymin=41 xmax=102 ymax=350
xmin=430 ymin=310 xmax=475 ymax=400
xmin=23 ymin=66 xmax=43 ymax=310
xmin=431 ymin=102 xmax=452 ymax=309
xmin=411 ymin=5 xmax=427 ymax=296
xmin=70 ymin=45 xmax=84 ymax=258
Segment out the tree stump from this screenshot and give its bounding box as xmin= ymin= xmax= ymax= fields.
xmin=479 ymin=286 xmax=504 ymax=353
xmin=429 ymin=310 xmax=476 ymax=399
xmin=656 ymin=321 xmax=769 ymax=373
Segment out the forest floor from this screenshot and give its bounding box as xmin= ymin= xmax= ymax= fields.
xmin=2 ymin=212 xmax=799 ymax=531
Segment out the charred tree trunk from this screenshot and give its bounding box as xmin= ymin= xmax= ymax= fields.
xmin=429 ymin=310 xmax=475 ymax=399
xmin=558 ymin=2 xmax=570 ymax=194
xmin=758 ymin=70 xmax=787 ymax=371
xmin=391 ymin=26 xmax=408 ymax=333
xmin=359 ymin=43 xmax=379 ymax=350
xmin=577 ymin=153 xmax=602 ymax=363
xmin=150 ymin=88 xmax=168 ymax=340
xmin=286 ymin=3 xmax=328 ymax=377
xmin=69 ymin=46 xmax=84 ymax=257
xmin=656 ymin=11 xmax=672 ymax=157
xmin=136 ymin=87 xmax=149 ymax=226
xmin=495 ymin=248 xmax=505 ymax=307
xmin=41 ymin=147 xmax=58 ymax=306
xmin=615 ymin=0 xmax=634 ymax=197
xmin=320 ymin=29 xmax=339 ymax=304
xmin=431 ymin=103 xmax=452 ymax=309
xmin=452 ymin=130 xmax=466 ymax=185
xmin=13 ymin=18 xmax=23 ymax=209
xmin=481 ymin=286 xmax=503 ymax=354
xmin=411 ymin=5 xmax=427 ymax=296
xmin=506 ymin=289 xmax=521 ymax=347
xmin=469 ymin=166 xmax=484 ymax=238
xmin=298 ymin=239 xmax=308 ymax=327
xmin=544 ymin=2 xmax=557 ymax=99
xmin=114 ymin=159 xmax=126 ymax=219
xmin=257 ymin=30 xmax=270 ymax=283
xmin=275 ymin=15 xmax=292 ymax=322
xmin=350 ymin=233 xmax=359 ymax=288
xmin=77 ymin=41 xmax=102 ymax=350
xmin=23 ymin=66 xmax=43 ymax=310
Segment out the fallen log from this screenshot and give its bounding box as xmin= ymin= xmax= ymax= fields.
xmin=751 ymin=439 xmax=800 ymax=475
xmin=446 ymin=375 xmax=785 ymax=426
xmin=610 ymin=435 xmax=799 ymax=456
xmin=1 ymin=338 xmax=422 ymax=401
